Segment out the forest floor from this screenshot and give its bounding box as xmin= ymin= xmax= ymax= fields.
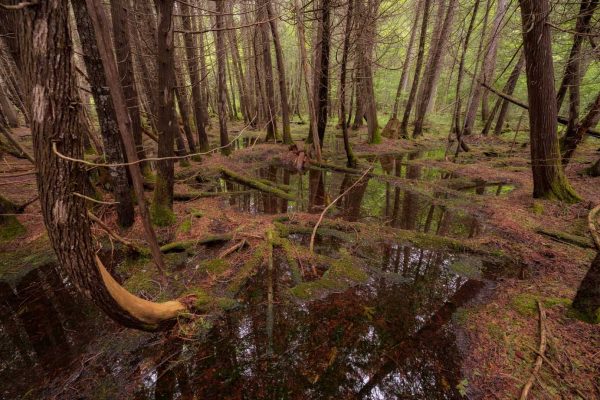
xmin=0 ymin=119 xmax=598 ymax=399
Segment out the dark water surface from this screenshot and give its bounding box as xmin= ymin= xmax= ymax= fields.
xmin=0 ymin=152 xmax=516 ymax=399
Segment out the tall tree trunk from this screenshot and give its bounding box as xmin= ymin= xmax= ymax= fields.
xmin=462 ymin=0 xmax=491 ymax=138
xmin=110 ymin=0 xmax=148 ymax=173
xmin=215 ymin=0 xmax=230 ymax=155
xmin=72 ymin=0 xmax=135 ymax=228
xmin=153 ymin=0 xmax=178 ymax=224
xmin=452 ymin=0 xmax=480 ymax=154
xmin=25 ymin=0 xmax=183 ymax=331
xmin=313 ymin=0 xmax=332 ymax=146
xmin=340 ymin=0 xmax=357 ymax=167
xmin=413 ymin=0 xmax=457 ymax=137
xmin=519 ymin=0 xmax=580 ymax=202
xmin=180 ymin=1 xmax=209 ymax=151
xmin=258 ymin=0 xmax=278 ymax=142
xmin=391 ymin=0 xmax=420 ymax=120
xmin=265 ymin=0 xmax=292 ymax=144
xmin=481 ymin=0 xmax=508 ymax=122
xmin=294 ymin=0 xmax=322 ymax=160
xmin=400 ymin=0 xmax=431 ymax=137
xmin=362 ymin=0 xmax=381 ymax=144
xmin=556 ymin=0 xmax=599 ymax=111
xmin=488 ymin=52 xmax=524 ymax=136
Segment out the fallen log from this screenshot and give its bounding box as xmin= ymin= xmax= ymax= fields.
xmin=219 ymin=167 xmax=295 ymax=201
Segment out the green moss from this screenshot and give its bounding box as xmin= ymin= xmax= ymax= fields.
xmin=532 ymin=201 xmax=544 ymax=215
xmin=325 ymin=251 xmax=368 ymax=283
xmin=511 ymin=293 xmax=571 ymax=317
xmin=369 ymin=126 xmax=382 ymax=144
xmin=289 ymin=251 xmax=367 ymax=300
xmin=449 ymin=257 xmax=482 ymax=279
xmin=178 ymin=218 xmax=192 ymax=234
xmin=566 ymin=306 xmax=600 ymax=324
xmin=0 ymin=236 xmax=55 ymax=283
xmin=189 ymin=288 xmax=239 ymax=312
xmin=150 ymin=203 xmax=176 ymax=227
xmin=273 ymin=236 xmax=302 ymax=284
xmin=226 ymin=243 xmax=267 ymax=295
xmin=0 ymin=217 xmax=26 ymax=241
xmin=123 ymin=270 xmax=157 ymax=295
xmin=289 ymin=278 xmax=347 ymax=300
xmin=190 ymin=209 xmax=204 ymax=218
xmin=201 ymin=258 xmax=230 ymax=275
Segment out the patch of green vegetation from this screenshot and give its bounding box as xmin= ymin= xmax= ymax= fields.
xmin=325 ymin=251 xmax=368 ymax=282
xmin=226 ymin=243 xmax=267 ymax=295
xmin=0 ymin=217 xmax=26 ymax=241
xmin=289 ymin=251 xmax=367 ymax=300
xmin=511 ymin=293 xmax=571 ymax=317
xmin=178 ymin=218 xmax=192 ymax=234
xmin=190 ymin=209 xmax=204 ymax=218
xmin=123 ymin=270 xmax=157 ymax=295
xmin=449 ymin=256 xmax=482 ymax=279
xmin=289 ymin=278 xmax=348 ymax=300
xmin=200 ymin=258 xmax=230 ymax=275
xmin=0 ymin=236 xmax=55 ymax=283
xmin=452 ymin=307 xmax=470 ymax=326
xmin=150 ymin=203 xmax=176 ymax=227
xmin=188 ymin=288 xmax=239 ymax=312
xmin=532 ymin=201 xmax=544 ymax=215
xmin=566 ymin=306 xmax=600 ymax=324
xmin=273 ymin=236 xmax=302 ymax=284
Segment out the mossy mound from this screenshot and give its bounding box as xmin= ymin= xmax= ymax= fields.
xmin=189 ymin=288 xmax=239 ymax=312
xmin=0 ymin=217 xmax=26 ymax=242
xmin=200 ymin=258 xmax=230 ymax=275
xmin=150 ymin=203 xmax=176 ymax=227
xmin=510 ymin=293 xmax=571 ymax=317
xmin=449 ymin=256 xmax=482 ymax=279
xmin=289 ymin=251 xmax=368 ymax=300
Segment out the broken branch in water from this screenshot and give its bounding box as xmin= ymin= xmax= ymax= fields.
xmin=309 ymin=166 xmax=372 ymax=254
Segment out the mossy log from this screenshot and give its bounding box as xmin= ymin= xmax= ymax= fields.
xmin=535 ymin=227 xmax=595 ymax=249
xmin=219 ymin=167 xmax=296 ymax=201
xmin=274 ymin=221 xmax=353 ymax=241
xmin=160 ymin=234 xmax=233 ymax=253
xmin=173 ymin=190 xmax=252 ymax=201
xmin=309 ymin=161 xmax=378 ymax=177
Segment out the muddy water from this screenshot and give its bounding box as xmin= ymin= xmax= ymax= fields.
xmin=0 ymin=152 xmax=515 ymax=399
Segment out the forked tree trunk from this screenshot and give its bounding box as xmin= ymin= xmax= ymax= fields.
xmin=391 ymin=0 xmax=420 ymax=120
xmin=413 ymin=0 xmax=456 ymax=137
xmin=25 ymin=0 xmax=183 ymax=331
xmin=265 ymin=0 xmax=292 ymax=144
xmin=400 ymin=0 xmax=431 ymax=138
xmin=110 ymin=0 xmax=148 ymax=172
xmin=72 ymin=0 xmax=135 ymax=228
xmin=519 ymin=0 xmax=579 ymax=202
xmin=215 ymin=0 xmax=231 ymax=155
xmin=556 ymin=0 xmax=599 ymax=111
xmin=561 ymin=91 xmax=600 ymax=164
xmin=257 ymin=0 xmax=278 ymax=142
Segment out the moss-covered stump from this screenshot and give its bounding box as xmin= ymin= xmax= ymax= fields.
xmin=381 ymin=117 xmax=401 ymax=139
xmin=289 ymin=250 xmax=368 ymax=300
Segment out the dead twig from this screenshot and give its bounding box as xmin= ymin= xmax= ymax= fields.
xmin=87 ymin=211 xmax=142 ymax=253
xmin=309 ymin=166 xmax=372 ymax=253
xmin=218 ymin=239 xmax=247 ymax=259
xmin=520 ymin=300 xmax=547 ymax=400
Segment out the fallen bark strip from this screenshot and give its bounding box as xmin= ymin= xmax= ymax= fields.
xmin=160 ymin=234 xmax=233 ymax=253
xmin=519 ymin=300 xmax=547 ymax=400
xmin=219 ymin=167 xmax=295 ymax=201
xmin=535 ymin=227 xmax=595 ymax=249
xmin=482 ymin=82 xmax=600 ymax=139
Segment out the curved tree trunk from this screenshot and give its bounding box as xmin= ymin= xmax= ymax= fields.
xmin=519 ymin=0 xmax=579 ymax=202
xmin=24 ymin=0 xmax=183 ymax=331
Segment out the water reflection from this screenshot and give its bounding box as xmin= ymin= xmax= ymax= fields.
xmin=0 ymin=262 xmax=103 ymax=399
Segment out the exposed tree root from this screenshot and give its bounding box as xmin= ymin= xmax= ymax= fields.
xmin=535 ymin=227 xmax=595 ymax=249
